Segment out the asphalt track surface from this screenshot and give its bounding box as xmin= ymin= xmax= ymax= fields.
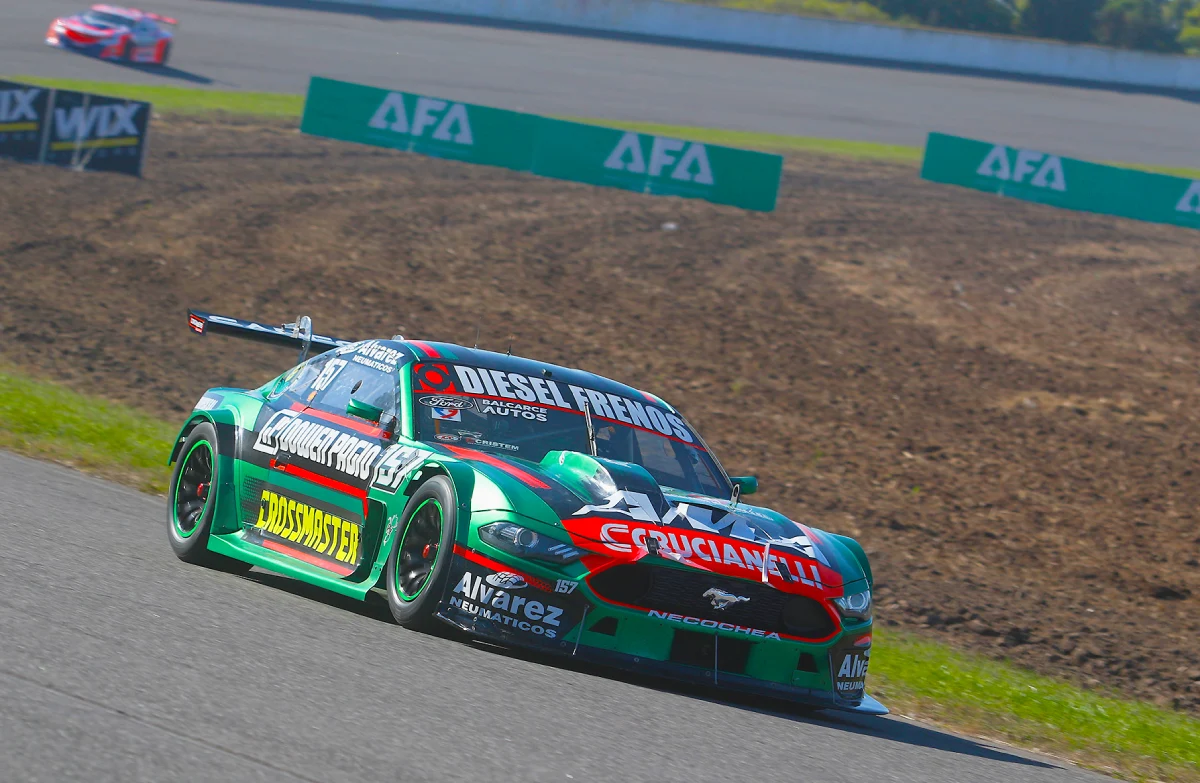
xmin=3 ymin=0 xmax=1200 ymax=166
xmin=0 ymin=451 xmax=1112 ymax=783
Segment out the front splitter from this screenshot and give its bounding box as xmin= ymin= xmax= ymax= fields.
xmin=436 ymin=608 xmax=888 ymax=715
xmin=572 ymin=643 xmax=890 ymax=716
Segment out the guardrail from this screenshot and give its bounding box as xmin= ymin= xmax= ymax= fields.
xmin=330 ymin=0 xmax=1200 ymax=92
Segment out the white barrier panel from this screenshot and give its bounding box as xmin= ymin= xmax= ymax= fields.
xmin=346 ymin=0 xmax=1200 ymax=91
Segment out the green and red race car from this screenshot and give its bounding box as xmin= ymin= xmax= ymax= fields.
xmin=169 ymin=310 xmax=884 ymax=714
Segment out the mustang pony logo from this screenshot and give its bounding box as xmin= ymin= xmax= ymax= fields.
xmin=703 ymin=588 xmax=749 ymax=610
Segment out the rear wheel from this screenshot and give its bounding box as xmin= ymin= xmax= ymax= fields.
xmin=166 ymin=421 xmax=250 ymax=572
xmin=386 ymin=476 xmax=456 ymax=631
xmin=159 ymin=41 xmax=171 ymax=66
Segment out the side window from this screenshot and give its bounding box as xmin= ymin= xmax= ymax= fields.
xmin=266 ymin=354 xmax=332 ymax=402
xmin=310 ymin=354 xmax=398 ymax=420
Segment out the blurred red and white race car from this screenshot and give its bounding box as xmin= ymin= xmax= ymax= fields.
xmin=46 ymin=5 xmax=177 ymax=65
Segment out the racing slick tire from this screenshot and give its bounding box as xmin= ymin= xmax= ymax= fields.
xmin=386 ymin=475 xmax=457 ymax=632
xmin=166 ymin=421 xmax=250 ymax=573
xmin=159 ymin=42 xmax=171 ymax=66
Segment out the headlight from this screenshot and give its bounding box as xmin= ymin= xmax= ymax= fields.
xmin=832 ymin=590 xmax=872 ymax=623
xmin=479 ymin=521 xmax=582 ymax=564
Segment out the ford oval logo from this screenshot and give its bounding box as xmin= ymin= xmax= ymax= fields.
xmin=419 ymin=395 xmax=474 ymax=410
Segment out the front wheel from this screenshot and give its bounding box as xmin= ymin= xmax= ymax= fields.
xmin=166 ymin=421 xmax=250 ymax=572
xmin=386 ymin=476 xmax=456 ymax=631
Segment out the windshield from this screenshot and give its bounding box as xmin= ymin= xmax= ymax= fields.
xmin=411 ymin=362 xmax=730 ymax=498
xmin=83 ymin=11 xmax=136 ymax=27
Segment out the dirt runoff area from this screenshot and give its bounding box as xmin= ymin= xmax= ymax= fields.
xmin=1 ymin=116 xmax=1198 ymax=712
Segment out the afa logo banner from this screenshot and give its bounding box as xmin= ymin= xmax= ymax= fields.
xmin=0 ymin=79 xmax=149 ymax=176
xmin=301 ymin=76 xmax=781 ymax=212
xmin=1176 ymin=181 xmax=1200 ymax=216
xmin=921 ymin=132 xmax=1200 ymax=232
xmin=532 ymin=120 xmax=781 ymax=212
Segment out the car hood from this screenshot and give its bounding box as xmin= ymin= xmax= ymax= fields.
xmin=61 ymin=15 xmax=127 ymax=34
xmin=445 ymin=447 xmax=867 ymax=596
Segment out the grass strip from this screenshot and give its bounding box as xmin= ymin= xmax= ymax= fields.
xmin=674 ymin=0 xmax=891 ymax=23
xmin=571 ymin=118 xmax=1200 ymax=179
xmin=0 ymin=367 xmax=175 ymax=494
xmin=11 ymin=75 xmax=305 ymax=116
xmin=0 ymin=362 xmax=1197 ymax=779
xmin=564 ymin=116 xmax=923 ymax=162
xmin=872 ymin=628 xmax=1200 ymax=782
xmin=10 ymin=76 xmax=1200 ymax=178
xmin=9 ymin=74 xmax=920 ymax=161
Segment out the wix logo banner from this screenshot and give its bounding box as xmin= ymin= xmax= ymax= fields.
xmin=44 ymin=88 xmax=149 ymax=176
xmin=0 ymin=80 xmax=50 ymax=163
xmin=52 ymin=103 xmax=141 ymax=144
xmin=0 ymin=86 xmax=41 ymax=124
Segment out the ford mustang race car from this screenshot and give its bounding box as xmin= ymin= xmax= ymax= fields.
xmin=46 ymin=5 xmax=176 ymax=65
xmin=169 ymin=311 xmax=885 ymax=714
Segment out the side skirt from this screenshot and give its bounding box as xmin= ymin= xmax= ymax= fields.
xmin=207 ymin=532 xmax=374 ymax=601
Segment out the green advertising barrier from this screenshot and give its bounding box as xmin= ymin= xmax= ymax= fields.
xmin=301 ymin=77 xmax=781 ymax=212
xmin=533 ymin=118 xmax=782 ymax=212
xmin=921 ymin=132 xmax=1200 ymax=231
xmin=301 ymin=77 xmax=538 ymax=169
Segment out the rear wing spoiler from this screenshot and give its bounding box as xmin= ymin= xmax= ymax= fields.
xmin=145 ymin=12 xmax=178 ymax=25
xmin=188 ymin=309 xmax=352 ymax=362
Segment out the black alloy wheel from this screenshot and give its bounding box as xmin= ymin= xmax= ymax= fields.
xmin=166 ymin=421 xmax=250 ymax=572
xmin=386 ymin=475 xmax=457 ymax=631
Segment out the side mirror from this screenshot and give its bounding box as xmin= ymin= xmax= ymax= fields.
xmin=346 ymin=398 xmax=383 ymax=423
xmin=730 ymin=476 xmax=758 ymax=496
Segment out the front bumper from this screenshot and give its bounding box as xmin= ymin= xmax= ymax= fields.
xmin=565 ymin=643 xmax=888 ymax=715
xmin=45 ymin=35 xmax=118 ymax=59
xmin=436 ymin=545 xmax=887 ymax=715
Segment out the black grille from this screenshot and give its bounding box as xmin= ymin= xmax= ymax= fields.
xmin=239 ymin=477 xmax=266 ymax=527
xmin=670 ymin=630 xmax=751 ymax=674
xmin=589 ymin=563 xmax=836 ymax=639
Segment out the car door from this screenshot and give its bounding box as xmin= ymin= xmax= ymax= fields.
xmin=235 ymin=351 xmax=335 ymax=502
xmin=244 ymin=347 xmax=400 ymax=579
xmin=130 ymin=19 xmax=157 ymax=46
